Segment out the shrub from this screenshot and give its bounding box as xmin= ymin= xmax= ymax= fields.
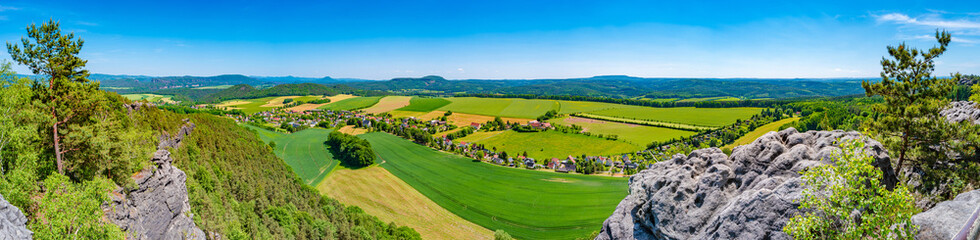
xmin=494 ymin=229 xmax=513 ymax=240
xmin=783 ymin=139 xmax=918 ymax=239
xmin=30 ymin=174 xmax=124 ymax=239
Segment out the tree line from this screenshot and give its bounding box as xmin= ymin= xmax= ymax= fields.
xmin=325 ymin=131 xmax=377 ymax=168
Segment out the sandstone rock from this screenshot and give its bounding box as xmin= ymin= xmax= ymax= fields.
xmin=158 ymin=120 xmax=195 ymax=150
xmin=103 ymin=120 xmax=205 ymax=240
xmin=912 ymin=190 xmax=980 ymax=240
xmin=0 ymin=194 xmax=32 ymax=240
xmin=596 ymin=128 xmax=896 ymax=240
xmin=941 ymin=101 xmax=980 ymax=124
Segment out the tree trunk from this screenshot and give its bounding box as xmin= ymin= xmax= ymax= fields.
xmin=53 ymin=122 xmax=63 ymax=174
xmin=897 ymin=124 xmax=910 ymax=174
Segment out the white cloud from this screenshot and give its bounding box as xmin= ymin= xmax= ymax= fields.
xmin=0 ymin=5 xmax=20 ymax=12
xmin=912 ymin=34 xmax=977 ymax=44
xmin=876 ymin=12 xmax=980 ymax=30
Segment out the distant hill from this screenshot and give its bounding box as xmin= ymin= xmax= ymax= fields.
xmin=346 ymin=75 xmax=869 ymax=99
xmin=157 ymin=83 xmax=389 ymax=103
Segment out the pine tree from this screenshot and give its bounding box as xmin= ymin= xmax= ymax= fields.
xmin=862 ymin=30 xmax=954 ymax=173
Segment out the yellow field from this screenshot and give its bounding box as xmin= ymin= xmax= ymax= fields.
xmin=446 ymin=112 xmax=533 ymax=128
xmin=388 ymin=110 xmax=432 ymax=118
xmin=285 ymin=94 xmax=358 ymax=112
xmin=337 ymin=125 xmax=369 ymax=135
xmin=318 ymin=167 xmax=492 ymax=240
xmin=260 ymin=95 xmax=305 ymax=107
xmin=723 ymin=117 xmax=800 ymax=149
xmin=363 ymin=96 xmax=413 ymax=114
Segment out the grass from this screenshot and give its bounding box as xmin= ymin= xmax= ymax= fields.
xmin=242 ymin=125 xmax=337 ymax=186
xmin=573 ymin=113 xmax=714 ymax=131
xmin=397 ymin=97 xmax=452 ymax=112
xmin=363 ymin=96 xmax=414 ymax=114
xmin=438 ymin=97 xmax=558 ymax=119
xmin=317 ymin=166 xmax=492 ymax=240
xmin=549 ymin=116 xmax=697 ymax=145
xmin=446 ymin=112 xmax=533 ymax=128
xmin=122 ymin=93 xmax=175 ymax=103
xmin=216 ymin=97 xmax=278 ymax=114
xmin=723 ymin=117 xmax=800 ymax=149
xmin=587 ymin=106 xmax=762 ymax=127
xmin=361 ymin=132 xmax=628 ymax=240
xmin=319 ymin=96 xmax=383 ymax=111
xmin=456 ymin=130 xmax=641 ymax=161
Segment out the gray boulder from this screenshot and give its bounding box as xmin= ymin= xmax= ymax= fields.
xmin=103 ymin=121 xmax=205 ymax=240
xmin=596 ymin=128 xmax=896 ymax=240
xmin=0 ymin=194 xmax=32 ymax=240
xmin=912 ymin=190 xmax=980 ymax=240
xmin=941 ymin=101 xmax=980 ymax=124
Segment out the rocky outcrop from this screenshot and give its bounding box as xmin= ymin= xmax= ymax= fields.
xmin=103 ymin=121 xmax=205 ymax=240
xmin=596 ymin=128 xmax=896 ymax=240
xmin=0 ymin=194 xmax=32 ymax=239
xmin=941 ymin=101 xmax=980 ymax=124
xmin=912 ymin=190 xmax=980 ymax=240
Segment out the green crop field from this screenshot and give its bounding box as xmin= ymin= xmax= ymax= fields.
xmin=549 ymin=116 xmax=697 ymax=145
xmin=456 ymin=130 xmax=641 ymax=161
xmin=438 ymin=97 xmax=558 ymax=119
xmin=397 ymin=97 xmax=452 ymax=112
xmin=362 ymin=133 xmax=628 ymax=240
xmin=319 ymin=96 xmax=383 ymax=111
xmin=122 ymin=93 xmax=175 ymax=103
xmin=588 ymin=106 xmax=762 ymax=127
xmin=243 ymin=125 xmax=338 ymax=186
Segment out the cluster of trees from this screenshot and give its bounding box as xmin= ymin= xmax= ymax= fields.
xmin=325 ymin=131 xmax=377 ymax=168
xmin=536 ymin=109 xmax=558 ymax=121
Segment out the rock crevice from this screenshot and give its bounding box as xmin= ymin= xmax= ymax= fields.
xmin=103 ymin=120 xmax=205 ymax=240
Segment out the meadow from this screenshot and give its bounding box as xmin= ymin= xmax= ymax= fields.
xmin=216 ymin=95 xmax=332 ymax=114
xmin=587 ymin=106 xmax=762 ymax=127
xmin=318 ymin=96 xmax=383 ymax=111
xmin=549 ymin=116 xmax=697 ymax=145
xmin=317 ymin=166 xmax=492 ymax=240
xmin=243 ymin=125 xmax=338 ymax=186
xmin=122 ymin=93 xmax=175 ymax=103
xmin=723 ymin=117 xmax=800 ymax=149
xmin=438 ymin=97 xmax=559 ymax=119
xmin=455 ymin=130 xmax=641 ymax=161
xmin=362 ymin=133 xmax=628 ymax=240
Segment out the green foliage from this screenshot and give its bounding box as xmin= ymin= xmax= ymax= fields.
xmin=173 ymin=115 xmax=419 ymax=239
xmin=536 ymin=109 xmax=559 ymax=121
xmin=784 ymin=140 xmax=918 ymax=240
xmin=862 ymin=30 xmax=955 ymax=172
xmin=326 ymin=131 xmax=376 ymax=168
xmin=494 ymin=229 xmax=514 ymax=240
xmin=971 ymin=83 xmax=980 ymax=102
xmin=30 ymin=174 xmax=125 ymax=239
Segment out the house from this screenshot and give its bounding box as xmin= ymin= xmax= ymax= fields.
xmin=429 ymin=120 xmax=446 ymax=126
xmin=470 ymin=122 xmax=482 ymax=130
xmin=547 ymin=158 xmax=560 ymax=169
xmin=524 ymin=158 xmax=536 ymax=169
xmin=527 ymin=120 xmax=553 ymax=130
xmin=492 ymin=157 xmax=506 ymax=165
xmin=556 ymin=160 xmax=577 ymax=173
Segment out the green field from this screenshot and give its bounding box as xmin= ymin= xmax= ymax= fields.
xmin=397 ymin=97 xmax=452 ymax=112
xmin=588 ymin=106 xmax=761 ymax=127
xmin=319 ymin=96 xmax=383 ymax=111
xmin=723 ymin=117 xmax=800 ymax=149
xmin=438 ymin=97 xmax=558 ymax=119
xmin=243 ymin=125 xmax=338 ymax=186
xmin=122 ymin=93 xmax=175 ymax=103
xmin=362 ymin=133 xmax=628 ymax=239
xmin=549 ymin=116 xmax=697 ymax=145
xmin=456 ymin=130 xmax=641 ymax=161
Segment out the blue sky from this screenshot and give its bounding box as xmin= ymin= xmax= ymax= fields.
xmin=1 ymin=0 xmax=979 ymax=79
